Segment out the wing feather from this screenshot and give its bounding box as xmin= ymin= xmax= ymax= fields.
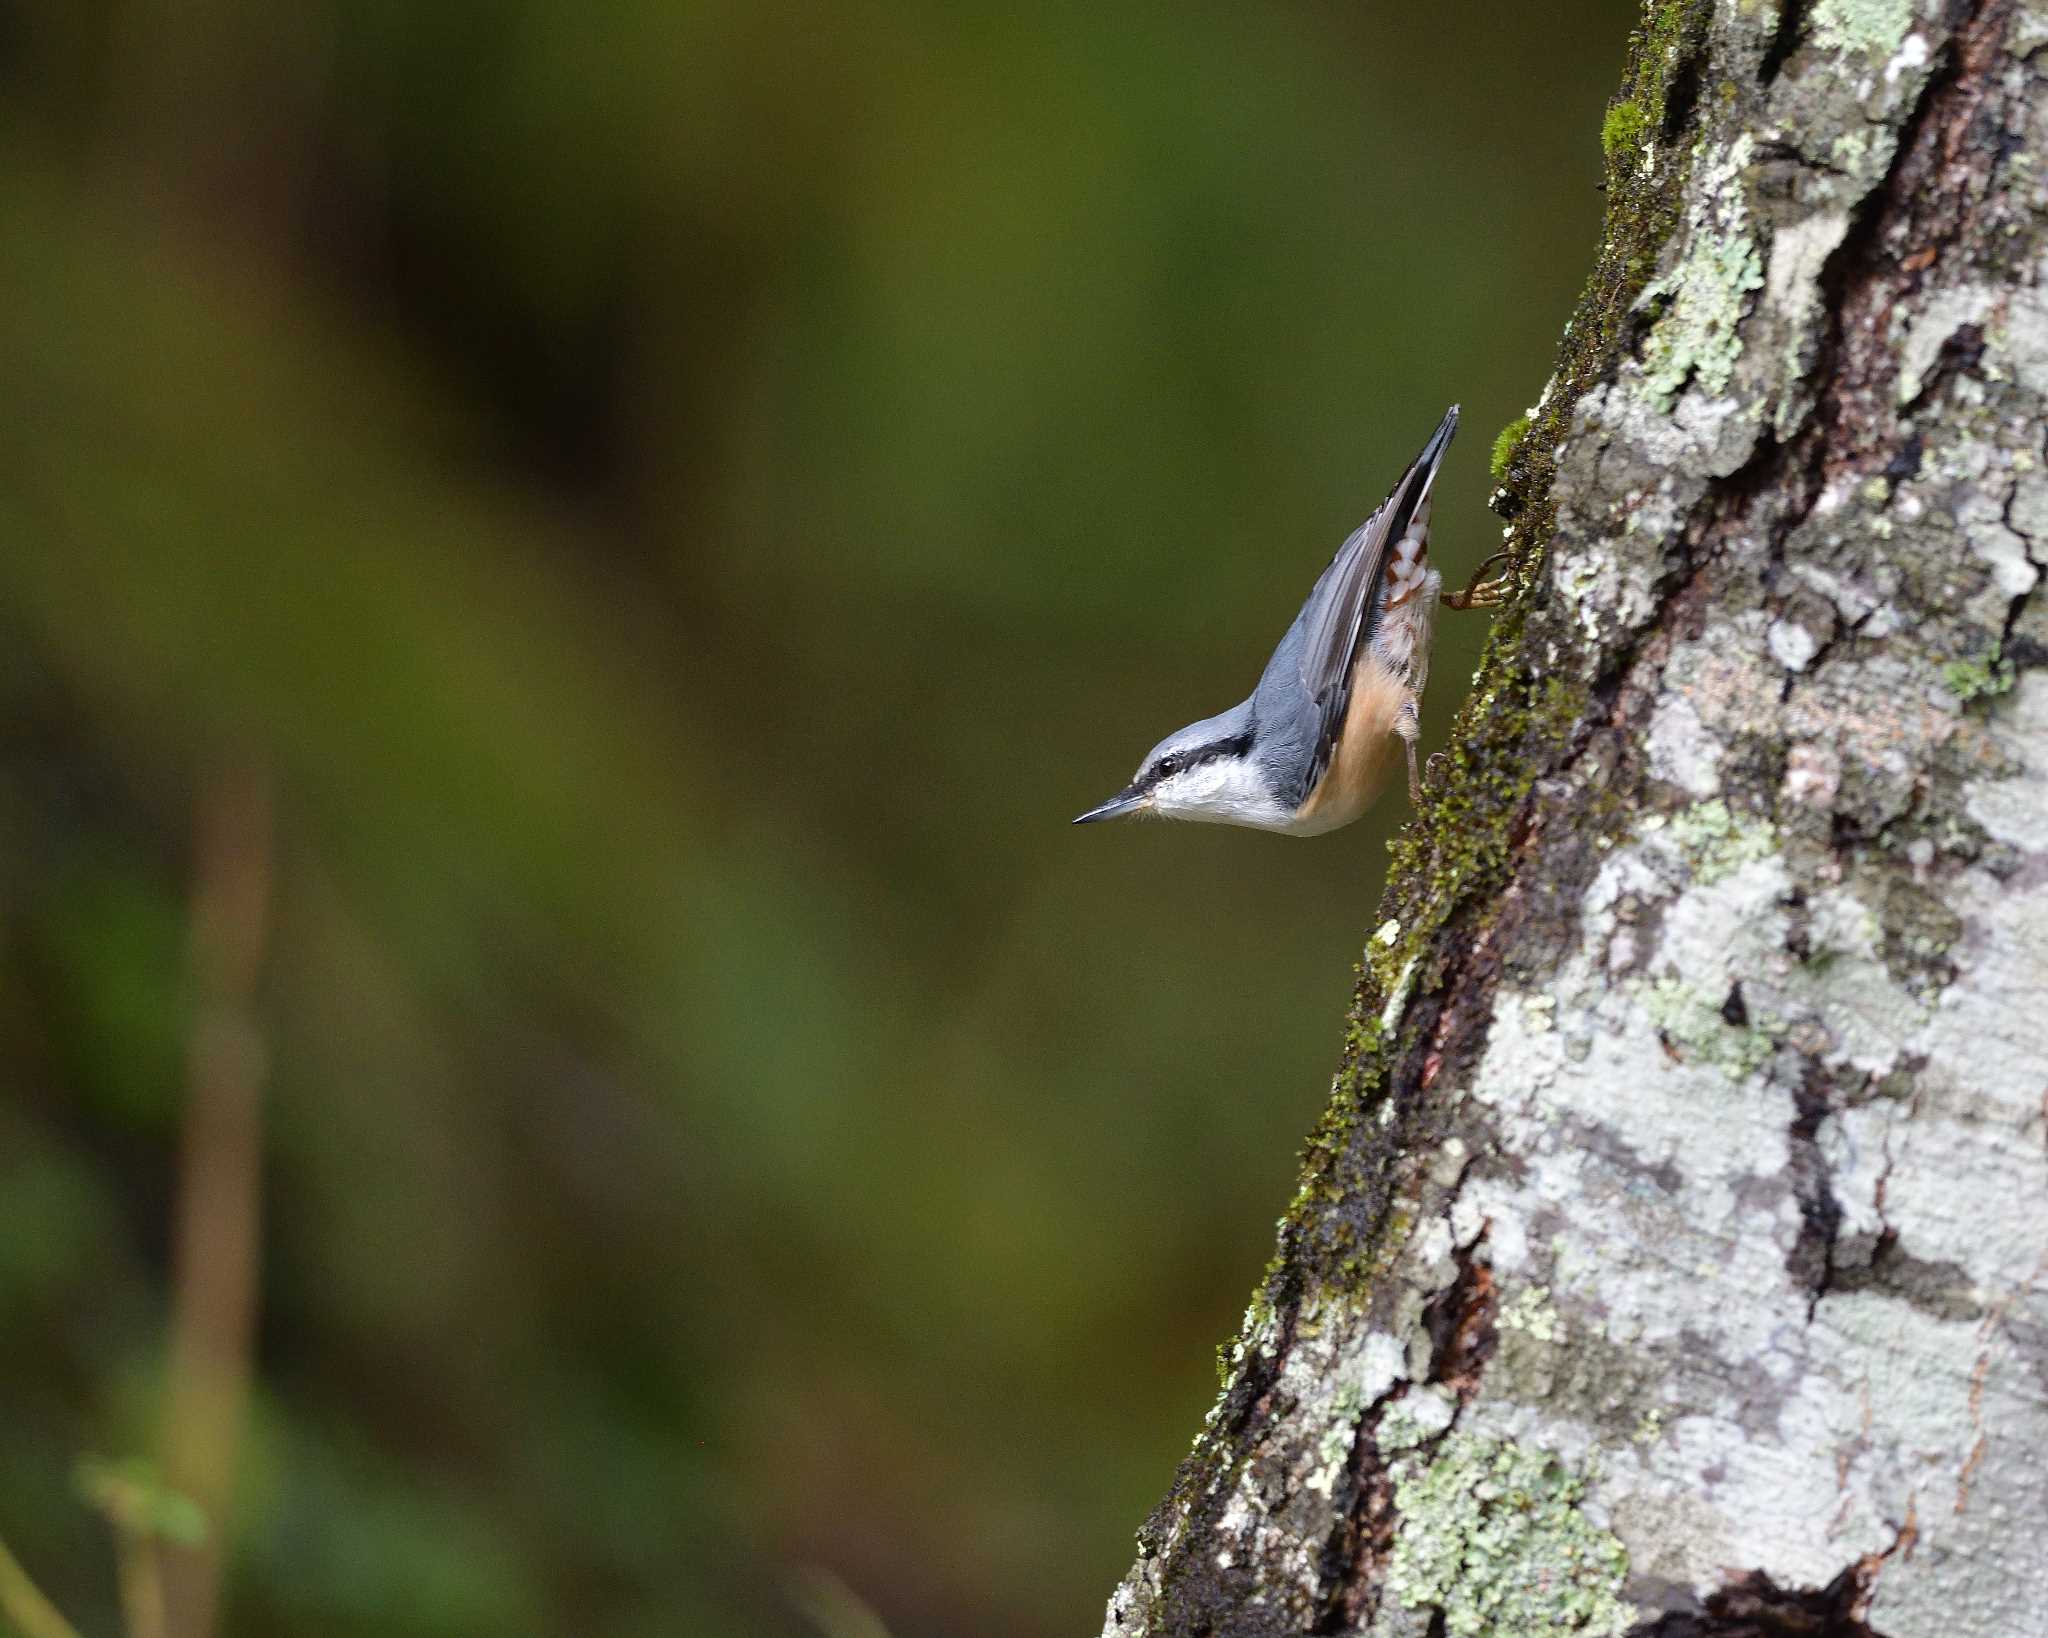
xmin=1292 ymin=406 xmax=1459 ymax=785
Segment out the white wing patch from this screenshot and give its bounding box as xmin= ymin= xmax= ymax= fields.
xmin=1382 ymin=497 xmax=1433 ymax=612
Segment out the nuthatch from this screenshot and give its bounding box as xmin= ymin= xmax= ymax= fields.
xmin=1074 ymin=406 xmax=1507 ymax=834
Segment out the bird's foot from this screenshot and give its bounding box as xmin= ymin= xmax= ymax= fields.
xmin=1446 ymin=550 xmax=1514 ymax=610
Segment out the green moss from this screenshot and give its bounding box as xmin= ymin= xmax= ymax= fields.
xmin=1490 ymin=414 xmax=1533 ymax=484
xmin=1600 ymin=98 xmax=1648 ymax=159
xmin=1388 ymin=1431 xmax=1635 ymax=1636
xmin=1212 ymin=1292 xmax=1278 ymax=1393
xmin=1942 ymin=648 xmax=2016 ymax=703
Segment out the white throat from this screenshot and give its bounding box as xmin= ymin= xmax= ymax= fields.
xmin=1148 ymin=755 xmax=1294 ymax=830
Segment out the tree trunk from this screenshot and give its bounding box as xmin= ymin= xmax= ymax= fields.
xmin=1101 ymin=2 xmax=2048 ymax=1633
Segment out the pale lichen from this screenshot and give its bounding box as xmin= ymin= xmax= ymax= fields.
xmin=1639 ymin=134 xmax=1763 ymax=407
xmin=1497 ymin=1284 xmax=1562 ymax=1344
xmin=1387 ymin=1431 xmax=1636 ymax=1637
xmin=1379 ymin=1393 xmax=1457 ymax=1460
xmin=1830 ymin=128 xmax=1871 ymax=171
xmin=1304 ymin=1401 xmax=1362 ymax=1498
xmin=1810 ymin=0 xmax=1916 ymax=57
xmin=1667 ymin=797 xmax=1777 ymax=884
xmin=1641 ymin=976 xmax=1774 ymax=1076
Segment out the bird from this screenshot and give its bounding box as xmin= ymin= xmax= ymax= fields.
xmin=1073 ymin=405 xmax=1508 ymax=835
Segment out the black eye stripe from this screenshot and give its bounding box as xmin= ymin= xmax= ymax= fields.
xmin=1147 ymin=731 xmax=1253 ymax=785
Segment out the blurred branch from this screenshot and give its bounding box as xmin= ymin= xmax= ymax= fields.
xmin=115 ymin=1538 xmax=166 ymax=1638
xmin=159 ymin=766 xmax=273 ymax=1638
xmin=0 ymin=1533 xmax=86 ymax=1638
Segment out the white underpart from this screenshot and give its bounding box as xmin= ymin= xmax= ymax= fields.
xmin=1148 ymin=753 xmax=1295 ymax=830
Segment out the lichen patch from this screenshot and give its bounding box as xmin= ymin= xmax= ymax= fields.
xmin=1385 ymin=1431 xmax=1636 ymax=1637
xmin=1639 ymin=134 xmax=1765 ymax=409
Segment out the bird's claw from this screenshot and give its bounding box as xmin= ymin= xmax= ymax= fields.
xmin=1409 ymin=750 xmax=1452 ymax=805
xmin=1446 ymin=549 xmax=1514 ymax=610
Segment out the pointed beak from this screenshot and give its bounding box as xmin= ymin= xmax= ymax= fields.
xmin=1072 ymin=788 xmax=1145 ymax=825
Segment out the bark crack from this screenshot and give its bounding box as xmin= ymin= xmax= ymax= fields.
xmin=1630 ymin=1507 xmax=1917 ymax=1637
xmin=1311 ymin=1213 xmax=1496 ymax=1634
xmin=1787 ymin=1064 xmax=1844 ymax=1320
xmin=1758 ymin=0 xmax=1808 ymax=88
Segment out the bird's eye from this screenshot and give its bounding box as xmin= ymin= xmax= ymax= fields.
xmin=1154 ymin=755 xmax=1179 ymax=779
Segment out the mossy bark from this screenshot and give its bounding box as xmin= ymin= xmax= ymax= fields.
xmin=1101 ymin=2 xmax=2048 ymax=1633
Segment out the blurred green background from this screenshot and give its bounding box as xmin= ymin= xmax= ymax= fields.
xmin=0 ymin=2 xmax=1633 ymax=1634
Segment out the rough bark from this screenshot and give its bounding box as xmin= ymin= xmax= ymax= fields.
xmin=1101 ymin=2 xmax=2048 ymax=1634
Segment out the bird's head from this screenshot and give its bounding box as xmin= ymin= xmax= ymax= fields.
xmin=1073 ymin=710 xmax=1280 ymax=827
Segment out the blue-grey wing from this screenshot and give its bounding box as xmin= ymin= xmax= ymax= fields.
xmin=1255 ymin=407 xmax=1458 ymax=806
